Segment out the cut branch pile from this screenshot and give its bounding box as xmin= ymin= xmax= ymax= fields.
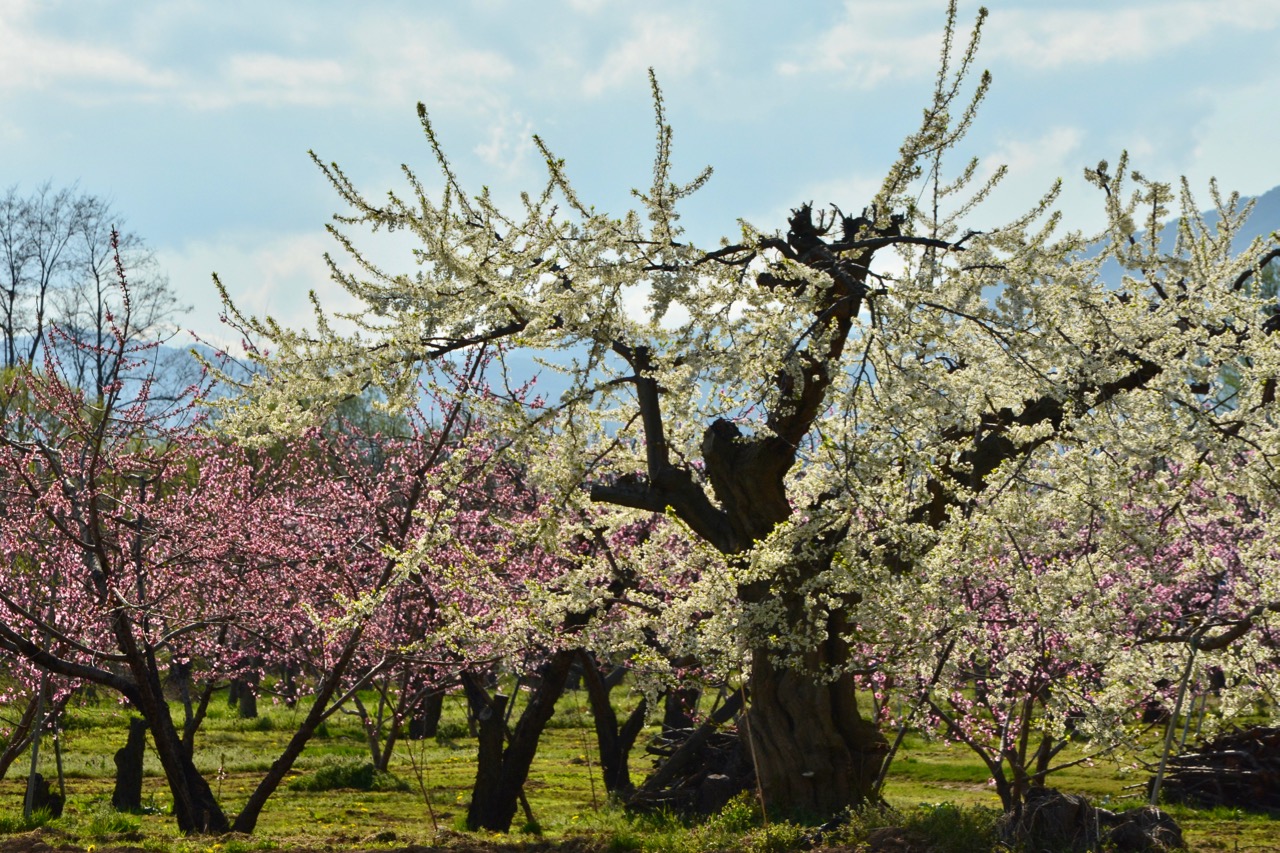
xmin=627 ymin=725 xmax=753 ymax=815
xmin=1156 ymin=726 xmax=1280 ymax=813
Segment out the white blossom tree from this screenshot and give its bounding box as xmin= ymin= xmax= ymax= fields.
xmin=210 ymin=3 xmax=1280 ymax=817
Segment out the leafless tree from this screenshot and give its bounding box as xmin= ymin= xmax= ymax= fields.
xmin=0 ymin=183 xmax=189 ymax=393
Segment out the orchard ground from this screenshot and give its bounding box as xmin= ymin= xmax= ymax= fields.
xmin=0 ymin=688 xmax=1275 ymax=852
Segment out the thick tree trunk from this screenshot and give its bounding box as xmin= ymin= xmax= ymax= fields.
xmin=465 ymin=650 xmax=576 ymax=832
xmin=694 ymin=401 xmax=892 ymax=818
xmin=235 ymin=674 xmax=258 ymax=719
xmin=408 ymin=690 xmax=445 ymax=740
xmin=352 ymin=693 xmax=385 ymax=769
xmin=118 ymin=626 xmax=228 ymax=833
xmin=281 ymin=664 xmax=299 ymax=708
xmin=468 ymin=691 xmax=509 ymax=829
xmin=746 ymin=651 xmax=887 ymax=819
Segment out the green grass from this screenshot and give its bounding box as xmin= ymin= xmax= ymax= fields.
xmin=0 ymin=687 xmax=1274 ymax=851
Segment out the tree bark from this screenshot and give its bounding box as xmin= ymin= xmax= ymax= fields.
xmin=746 ymin=651 xmax=886 ymax=818
xmin=112 ymin=615 xmax=229 ymax=833
xmin=408 ymin=690 xmax=445 ymax=740
xmin=138 ymin=689 xmax=229 ymax=833
xmin=467 ymin=691 xmax=509 ymax=830
xmin=580 ymin=653 xmax=647 ymax=796
xmin=465 ymin=650 xmax=576 ymax=832
xmin=235 ymin=674 xmax=258 ymax=719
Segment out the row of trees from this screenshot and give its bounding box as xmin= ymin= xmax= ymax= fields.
xmin=2 ymin=0 xmax=1280 ymax=836
xmin=0 ymin=184 xmax=191 ymax=820
xmin=2 ymin=303 xmax=1273 ymax=833
xmin=0 ymin=293 xmax=1275 ymax=831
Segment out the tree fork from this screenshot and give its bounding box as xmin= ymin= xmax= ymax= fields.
xmin=465 ymin=650 xmax=577 ymax=832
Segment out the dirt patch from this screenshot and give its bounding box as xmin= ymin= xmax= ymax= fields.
xmin=0 ymin=830 xmax=613 ymax=853
xmin=0 ymin=832 xmax=91 ymax=853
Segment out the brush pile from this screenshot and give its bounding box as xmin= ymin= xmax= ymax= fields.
xmin=1156 ymin=726 xmax=1280 ymax=813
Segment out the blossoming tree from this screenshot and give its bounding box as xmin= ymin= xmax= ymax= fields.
xmin=212 ymin=2 xmax=1280 ymax=817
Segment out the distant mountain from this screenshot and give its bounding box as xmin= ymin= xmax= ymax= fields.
xmin=1157 ymin=182 xmax=1280 ymax=254
xmin=1095 ymin=183 xmax=1280 ymax=286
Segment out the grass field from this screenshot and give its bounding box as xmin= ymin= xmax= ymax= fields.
xmin=0 ymin=687 xmax=1274 ymax=852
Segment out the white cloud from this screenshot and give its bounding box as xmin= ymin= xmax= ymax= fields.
xmin=988 ymin=126 xmax=1084 ymax=185
xmin=176 ymin=54 xmax=349 ymax=110
xmin=777 ymin=0 xmax=973 ymax=86
xmin=473 ymin=110 xmax=536 ymax=180
xmin=582 ymin=13 xmax=705 ymax=96
xmin=0 ymin=2 xmax=520 ymax=115
xmin=176 ymin=23 xmax=515 ymax=113
xmin=0 ymin=0 xmax=176 ymax=94
xmin=220 ymin=54 xmax=347 ymax=106
xmin=158 ymin=230 xmax=352 ymax=347
xmin=779 ymin=0 xmax=1280 ymax=85
xmin=1185 ymin=76 xmax=1280 ymax=198
xmin=985 ymin=2 xmax=1280 ymax=69
xmin=358 ymin=21 xmax=516 ymax=112
xmin=977 ymin=125 xmax=1096 ymax=227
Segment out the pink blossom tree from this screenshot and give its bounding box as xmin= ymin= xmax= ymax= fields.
xmin=860 ymin=460 xmax=1280 ymax=812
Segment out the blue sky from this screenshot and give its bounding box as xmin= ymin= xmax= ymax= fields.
xmin=5 ymin=0 xmax=1280 ymax=344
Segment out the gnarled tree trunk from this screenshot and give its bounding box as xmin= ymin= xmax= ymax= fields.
xmin=586 ymin=207 xmax=964 ymax=819
xmin=701 ymin=421 xmax=889 ymax=817
xmin=746 ymin=652 xmax=886 ymax=817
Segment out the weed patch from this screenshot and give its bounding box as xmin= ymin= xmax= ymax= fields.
xmin=86 ymin=806 xmax=142 ymax=839
xmin=0 ymin=807 xmax=54 ymax=834
xmin=288 ymin=759 xmax=410 ymax=793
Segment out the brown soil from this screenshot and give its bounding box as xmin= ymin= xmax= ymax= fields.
xmin=0 ymin=830 xmax=617 ymax=853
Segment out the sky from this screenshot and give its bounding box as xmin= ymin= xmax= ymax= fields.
xmin=5 ymin=0 xmax=1280 ymax=345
